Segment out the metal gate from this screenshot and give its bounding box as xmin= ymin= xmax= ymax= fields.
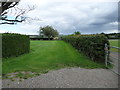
xmin=105 ymin=43 xmax=120 ymax=75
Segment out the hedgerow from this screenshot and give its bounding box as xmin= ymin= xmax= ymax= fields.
xmin=61 ymin=34 xmax=110 ymax=62
xmin=2 ymin=33 xmax=30 ymax=58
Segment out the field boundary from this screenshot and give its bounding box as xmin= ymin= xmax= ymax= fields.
xmin=105 ymin=43 xmax=120 ymax=75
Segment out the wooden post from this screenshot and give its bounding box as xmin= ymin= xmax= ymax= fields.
xmin=105 ymin=43 xmax=108 ymax=67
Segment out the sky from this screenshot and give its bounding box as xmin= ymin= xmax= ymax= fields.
xmin=0 ymin=0 xmax=119 ymax=35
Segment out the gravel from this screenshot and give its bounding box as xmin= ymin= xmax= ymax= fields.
xmin=2 ymin=67 xmax=118 ymax=88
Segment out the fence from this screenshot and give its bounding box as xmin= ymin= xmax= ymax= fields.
xmin=105 ymin=43 xmax=120 ymax=75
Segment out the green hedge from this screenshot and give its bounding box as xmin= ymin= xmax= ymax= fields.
xmin=2 ymin=33 xmax=30 ymax=58
xmin=61 ymin=34 xmax=110 ymax=62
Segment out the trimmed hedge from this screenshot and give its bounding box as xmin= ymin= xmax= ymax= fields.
xmin=2 ymin=33 xmax=30 ymax=58
xmin=61 ymin=34 xmax=110 ymax=62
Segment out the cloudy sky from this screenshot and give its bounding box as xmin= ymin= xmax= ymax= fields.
xmin=0 ymin=0 xmax=119 ymax=35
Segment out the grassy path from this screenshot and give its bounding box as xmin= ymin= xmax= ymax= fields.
xmin=3 ymin=40 xmax=105 ymax=74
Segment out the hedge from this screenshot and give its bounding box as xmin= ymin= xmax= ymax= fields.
xmin=2 ymin=33 xmax=30 ymax=58
xmin=61 ymin=34 xmax=110 ymax=62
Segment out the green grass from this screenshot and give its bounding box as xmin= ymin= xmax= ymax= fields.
xmin=109 ymin=40 xmax=119 ymax=52
xmin=3 ymin=40 xmax=105 ymax=75
xmin=109 ymin=40 xmax=119 ymax=47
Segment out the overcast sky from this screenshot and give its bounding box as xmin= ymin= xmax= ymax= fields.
xmin=0 ymin=0 xmax=119 ymax=35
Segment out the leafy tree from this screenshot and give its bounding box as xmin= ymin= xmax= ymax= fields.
xmin=74 ymin=31 xmax=81 ymax=35
xmin=39 ymin=26 xmax=59 ymax=39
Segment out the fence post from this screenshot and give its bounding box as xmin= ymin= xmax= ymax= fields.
xmin=105 ymin=43 xmax=108 ymax=67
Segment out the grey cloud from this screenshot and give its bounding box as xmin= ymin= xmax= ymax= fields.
xmin=0 ymin=1 xmax=118 ymax=35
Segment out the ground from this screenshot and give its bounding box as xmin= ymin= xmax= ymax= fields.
xmin=108 ymin=39 xmax=119 ymax=75
xmin=2 ymin=67 xmax=118 ymax=88
xmin=109 ymin=40 xmax=119 ymax=52
xmin=109 ymin=52 xmax=119 ymax=75
xmin=2 ymin=40 xmax=119 ymax=88
xmin=3 ymin=40 xmax=105 ymax=75
xmin=109 ymin=40 xmax=119 ymax=47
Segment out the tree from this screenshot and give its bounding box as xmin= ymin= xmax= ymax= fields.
xmin=39 ymin=26 xmax=59 ymax=39
xmin=100 ymin=32 xmax=105 ymax=35
xmin=0 ymin=0 xmax=20 ymax=14
xmin=0 ymin=0 xmax=35 ymax=24
xmin=74 ymin=31 xmax=81 ymax=35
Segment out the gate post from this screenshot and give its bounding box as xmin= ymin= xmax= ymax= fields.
xmin=105 ymin=43 xmax=108 ymax=67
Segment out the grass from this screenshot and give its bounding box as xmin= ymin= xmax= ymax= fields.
xmin=3 ymin=40 xmax=105 ymax=76
xmin=109 ymin=40 xmax=119 ymax=47
xmin=109 ymin=40 xmax=119 ymax=52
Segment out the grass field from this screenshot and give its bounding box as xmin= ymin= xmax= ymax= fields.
xmin=109 ymin=40 xmax=119 ymax=47
xmin=3 ymin=40 xmax=105 ymax=75
xmin=109 ymin=40 xmax=119 ymax=52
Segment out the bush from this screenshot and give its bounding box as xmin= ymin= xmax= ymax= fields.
xmin=2 ymin=33 xmax=30 ymax=58
xmin=61 ymin=34 xmax=110 ymax=62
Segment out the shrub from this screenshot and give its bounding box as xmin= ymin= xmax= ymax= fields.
xmin=2 ymin=33 xmax=30 ymax=58
xmin=61 ymin=34 xmax=110 ymax=62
